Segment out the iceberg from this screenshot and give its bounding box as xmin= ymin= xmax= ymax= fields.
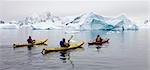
xmin=65 ymin=12 xmax=113 ymax=30
xmin=0 ymin=24 xmax=18 ymax=29
xmin=65 ymin=30 xmax=80 ymax=34
xmin=65 ymin=12 xmax=138 ymax=30
xmin=107 ymin=15 xmax=138 ymax=30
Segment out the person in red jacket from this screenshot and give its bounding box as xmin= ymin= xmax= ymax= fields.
xmin=27 ymin=36 xmax=35 ymax=50
xmin=27 ymin=36 xmax=33 ymax=43
xmin=96 ymin=35 xmax=103 ymax=43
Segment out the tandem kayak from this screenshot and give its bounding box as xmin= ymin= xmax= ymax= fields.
xmin=13 ymin=39 xmax=48 ymax=48
xmin=41 ymin=41 xmax=84 ymax=54
xmin=88 ymin=39 xmax=109 ymax=45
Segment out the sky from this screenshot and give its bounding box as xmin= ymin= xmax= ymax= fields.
xmin=0 ymin=0 xmax=149 ymax=24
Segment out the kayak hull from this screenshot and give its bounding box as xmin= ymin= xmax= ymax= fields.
xmin=13 ymin=39 xmax=48 ymax=48
xmin=41 ymin=42 xmax=84 ymax=54
xmin=88 ymin=39 xmax=109 ymax=45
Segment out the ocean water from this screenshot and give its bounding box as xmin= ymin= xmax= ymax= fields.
xmin=0 ymin=29 xmax=149 ymax=70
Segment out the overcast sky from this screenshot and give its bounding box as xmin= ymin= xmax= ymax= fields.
xmin=0 ymin=0 xmax=149 ymax=23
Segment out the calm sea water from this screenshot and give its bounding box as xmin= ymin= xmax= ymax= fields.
xmin=0 ymin=29 xmax=149 ymax=70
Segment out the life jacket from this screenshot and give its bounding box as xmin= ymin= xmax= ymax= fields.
xmin=64 ymin=42 xmax=70 ymax=47
xmin=96 ymin=37 xmax=102 ymax=42
xmin=27 ymin=38 xmax=33 ymax=43
xmin=60 ymin=41 xmax=69 ymax=47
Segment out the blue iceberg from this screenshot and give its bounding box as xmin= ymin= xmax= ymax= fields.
xmin=65 ymin=12 xmax=138 ymax=30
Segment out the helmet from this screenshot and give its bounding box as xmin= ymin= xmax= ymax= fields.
xmin=97 ymin=35 xmax=100 ymax=37
xmin=29 ymin=36 xmax=31 ymax=39
xmin=62 ymin=38 xmax=65 ymax=42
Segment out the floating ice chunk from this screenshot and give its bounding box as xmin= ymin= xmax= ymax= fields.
xmin=65 ymin=30 xmax=80 ymax=34
xmin=0 ymin=24 xmax=18 ymax=29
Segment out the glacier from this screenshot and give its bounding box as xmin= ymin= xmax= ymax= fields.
xmin=0 ymin=12 xmax=139 ymax=30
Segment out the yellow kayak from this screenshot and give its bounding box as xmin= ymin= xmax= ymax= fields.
xmin=13 ymin=39 xmax=48 ymax=48
xmin=41 ymin=41 xmax=84 ymax=54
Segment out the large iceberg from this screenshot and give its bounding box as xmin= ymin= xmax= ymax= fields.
xmin=65 ymin=12 xmax=114 ymax=30
xmin=65 ymin=12 xmax=138 ymax=30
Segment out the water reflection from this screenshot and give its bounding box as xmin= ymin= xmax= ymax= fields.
xmin=27 ymin=50 xmax=32 ymax=64
xmin=59 ymin=48 xmax=84 ymax=68
xmin=60 ymin=51 xmax=74 ymax=68
xmin=59 ymin=50 xmax=75 ymax=68
xmin=60 ymin=51 xmax=69 ymax=63
xmin=95 ymin=45 xmax=102 ymax=53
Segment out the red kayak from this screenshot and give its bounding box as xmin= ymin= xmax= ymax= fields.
xmin=88 ymin=39 xmax=109 ymax=45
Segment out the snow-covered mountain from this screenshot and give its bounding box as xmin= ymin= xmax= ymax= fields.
xmin=18 ymin=12 xmax=63 ymax=28
xmin=0 ymin=12 xmax=139 ymax=30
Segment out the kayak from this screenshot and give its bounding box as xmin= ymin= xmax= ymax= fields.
xmin=41 ymin=41 xmax=84 ymax=54
xmin=88 ymin=39 xmax=109 ymax=45
xmin=13 ymin=39 xmax=48 ymax=48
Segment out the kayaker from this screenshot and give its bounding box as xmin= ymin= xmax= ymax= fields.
xmin=27 ymin=36 xmax=34 ymax=43
xmin=96 ymin=35 xmax=103 ymax=42
xmin=27 ymin=36 xmax=35 ymax=50
xmin=60 ymin=38 xmax=70 ymax=47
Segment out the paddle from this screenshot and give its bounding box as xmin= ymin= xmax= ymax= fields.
xmin=68 ymin=35 xmax=73 ymax=42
